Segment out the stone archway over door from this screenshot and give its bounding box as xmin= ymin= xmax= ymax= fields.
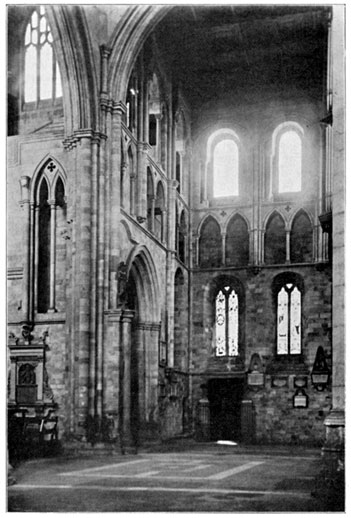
xmin=124 ymin=249 xmax=161 ymax=445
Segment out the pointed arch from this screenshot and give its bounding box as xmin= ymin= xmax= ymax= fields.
xmin=107 ymin=6 xmax=169 ymax=102
xmin=44 ymin=5 xmax=99 ymax=134
xmin=126 ymin=245 xmax=161 ymax=322
xmin=30 ymin=156 xmax=68 ymax=314
xmin=225 ymin=213 xmax=249 ymax=266
xmin=31 ymin=155 xmax=67 ymax=202
xmin=264 ymin=210 xmax=286 ymax=265
xmin=290 ymin=209 xmax=313 ymax=263
xmin=199 ymin=215 xmax=222 ymax=268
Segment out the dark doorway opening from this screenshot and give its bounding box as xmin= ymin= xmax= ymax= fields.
xmin=208 ymin=378 xmax=244 ymax=441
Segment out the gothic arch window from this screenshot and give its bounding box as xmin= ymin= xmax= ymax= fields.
xmin=24 ymin=6 xmax=62 ymax=104
xmin=37 ymin=177 xmax=51 ymax=312
xmin=175 ymin=111 xmax=186 ymax=193
xmin=126 ymin=73 xmax=138 ymax=132
xmin=205 ymin=129 xmax=240 ymax=200
xmin=225 ymin=214 xmax=249 ymax=266
xmin=271 ymin=122 xmax=304 ymax=196
xmin=199 ymin=216 xmax=222 ymax=268
xmin=33 ymin=160 xmax=66 ymax=313
xmin=273 ymin=273 xmax=303 ymax=356
xmin=215 ymin=286 xmax=239 ymax=357
xmin=154 ymin=181 xmax=165 ymax=241
xmin=290 ymin=210 xmax=313 ymax=263
xmin=264 ymin=212 xmax=286 ymax=264
xmin=148 ymin=73 xmax=161 ymax=151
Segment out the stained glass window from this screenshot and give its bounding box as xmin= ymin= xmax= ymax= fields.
xmin=277 ymin=283 xmax=301 ymax=355
xmin=24 ymin=7 xmax=62 ymax=103
xmin=215 ymin=287 xmax=239 ymax=357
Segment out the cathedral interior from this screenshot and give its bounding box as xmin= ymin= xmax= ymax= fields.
xmin=7 ymin=5 xmax=344 ymax=461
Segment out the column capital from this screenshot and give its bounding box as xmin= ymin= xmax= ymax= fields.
xmin=168 ymin=179 xmax=179 ymax=190
xmin=112 ymin=101 xmax=127 ymax=116
xmin=121 ymin=309 xmax=135 ymax=322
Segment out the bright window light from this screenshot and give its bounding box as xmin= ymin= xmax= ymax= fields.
xmin=213 ymin=139 xmax=238 ymax=197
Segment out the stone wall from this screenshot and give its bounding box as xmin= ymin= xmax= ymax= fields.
xmin=190 ymin=264 xmax=332 ymax=444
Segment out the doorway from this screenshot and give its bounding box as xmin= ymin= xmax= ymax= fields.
xmin=208 ymin=378 xmax=244 ymax=441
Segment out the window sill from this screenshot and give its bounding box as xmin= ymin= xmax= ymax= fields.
xmin=34 ymin=312 xmax=66 ymax=324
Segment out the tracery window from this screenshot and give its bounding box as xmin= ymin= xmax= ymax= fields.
xmin=24 ymin=6 xmax=62 ymax=104
xmin=215 ymin=287 xmax=239 ymax=357
xmin=276 ymin=281 xmax=302 ymax=355
xmin=33 ymin=160 xmax=66 ymax=313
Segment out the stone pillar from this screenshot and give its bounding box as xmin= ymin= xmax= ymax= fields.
xmin=75 ymin=136 xmax=94 ymax=437
xmin=323 ymin=5 xmax=345 ymax=463
xmin=109 ymin=103 xmax=125 ymax=309
xmin=103 ymin=309 xmax=122 ymax=447
xmin=166 ymin=180 xmax=178 ymax=368
xmin=286 ymin=230 xmax=291 ymax=263
xmin=221 ymin=232 xmax=226 ymax=265
xmin=136 ymin=323 xmax=146 ymax=425
xmin=121 ymin=310 xmax=135 ymax=449
xmin=137 ymin=142 xmax=147 ymax=222
xmin=48 ymin=200 xmax=57 ymax=312
xmin=19 ymin=176 xmax=31 ymax=322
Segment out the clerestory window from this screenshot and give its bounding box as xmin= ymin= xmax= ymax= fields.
xmin=278 ymin=130 xmax=302 ymax=193
xmin=213 ymin=139 xmax=239 ymax=197
xmin=24 ymin=6 xmax=62 ymax=104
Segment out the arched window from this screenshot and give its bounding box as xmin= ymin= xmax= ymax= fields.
xmin=37 ymin=177 xmax=51 ymax=312
xmin=215 ymin=286 xmax=239 ymax=357
xmin=273 ymin=274 xmax=303 ymax=355
xmin=225 ymin=214 xmax=249 ymax=266
xmin=278 ymin=131 xmax=302 ymax=193
xmin=264 ymin=212 xmax=286 ymax=264
xmin=199 ymin=217 xmax=222 ymax=268
xmin=290 ymin=210 xmax=313 ymax=263
xmin=24 ymin=7 xmax=62 ymax=103
xmin=205 ymin=129 xmax=241 ymax=201
xmin=34 ymin=161 xmax=66 ymax=313
xmin=148 ymin=73 xmax=161 ymax=151
xmin=213 ymin=139 xmax=239 ymax=197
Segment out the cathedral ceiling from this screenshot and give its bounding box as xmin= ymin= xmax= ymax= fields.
xmin=154 ymin=6 xmax=330 ymax=110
